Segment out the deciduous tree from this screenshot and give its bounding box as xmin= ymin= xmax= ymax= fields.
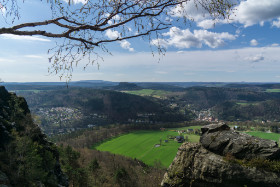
xmin=0 ymin=0 xmax=234 ymax=80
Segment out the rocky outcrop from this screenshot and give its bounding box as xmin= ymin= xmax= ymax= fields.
xmin=161 ymin=123 xmax=280 ymax=187
xmin=0 ymin=86 xmax=68 ymax=186
xmin=200 ymin=123 xmax=280 ymax=160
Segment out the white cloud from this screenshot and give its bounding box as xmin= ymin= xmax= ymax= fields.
xmin=194 ymin=30 xmax=236 ymax=48
xmin=250 ymin=39 xmax=258 ymax=46
xmin=152 ymin=27 xmax=236 ymax=49
xmin=234 ymin=0 xmax=280 ymax=27
xmin=155 ymin=71 xmax=168 ymax=74
xmin=271 ymin=43 xmax=279 ymax=47
xmin=272 ymin=18 xmax=280 ymax=28
xmin=0 ymin=58 xmax=14 ymax=62
xmin=170 ymin=0 xmax=280 ymax=28
xmin=170 ymin=0 xmax=209 ymax=21
xmin=105 ymin=29 xmax=134 ymax=52
xmin=169 ymin=0 xmax=237 ymax=28
xmin=119 ymin=40 xmax=134 ymax=52
xmin=0 ymin=6 xmax=6 ymax=15
xmin=108 ymin=15 xmax=121 ymax=25
xmin=245 ymin=54 xmax=264 ymax=62
xmin=99 ymin=47 xmax=280 ymax=82
xmin=105 ymin=29 xmax=120 ymax=40
xmin=24 ymin=55 xmax=44 ymax=59
xmin=1 ymin=34 xmax=51 ymax=42
xmin=62 ymin=0 xmax=87 ymax=4
xmin=197 ymin=19 xmax=216 ymax=29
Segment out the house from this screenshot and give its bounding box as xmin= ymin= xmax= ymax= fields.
xmin=187 ymin=129 xmax=194 ymax=133
xmin=88 ymin=124 xmax=95 ymax=128
xmin=175 ymin=136 xmax=184 ymax=143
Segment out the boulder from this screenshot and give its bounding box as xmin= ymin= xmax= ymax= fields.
xmin=161 ymin=143 xmax=280 ymax=187
xmin=162 ymin=123 xmax=280 ymax=186
xmin=200 ymin=123 xmax=280 ymax=160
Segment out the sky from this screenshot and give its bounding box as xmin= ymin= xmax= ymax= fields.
xmin=1 ymin=0 xmax=280 ymax=82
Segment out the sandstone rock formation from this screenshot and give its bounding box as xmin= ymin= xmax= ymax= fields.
xmin=161 ymin=123 xmax=280 ymax=187
xmin=201 ymin=123 xmax=280 ymax=160
xmin=0 ymin=86 xmax=68 ymax=186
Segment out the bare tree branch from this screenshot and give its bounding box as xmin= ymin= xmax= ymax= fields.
xmin=0 ymin=0 xmax=234 ymax=81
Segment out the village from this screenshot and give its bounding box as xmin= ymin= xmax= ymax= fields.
xmin=34 ymin=107 xmax=108 ymax=135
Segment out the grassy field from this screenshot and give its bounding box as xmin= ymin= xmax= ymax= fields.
xmin=95 ymin=128 xmax=200 ymax=168
xmin=265 ymin=89 xmax=280 ymax=93
xmin=124 ymin=89 xmax=171 ymax=98
xmin=246 ymin=131 xmax=280 ymax=142
xmin=236 ymin=102 xmax=259 ymax=106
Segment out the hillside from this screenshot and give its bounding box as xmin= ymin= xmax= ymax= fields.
xmin=19 ymin=88 xmax=193 ymax=134
xmin=163 ymin=86 xmax=280 ymax=121
xmin=0 ymin=86 xmax=68 ymax=186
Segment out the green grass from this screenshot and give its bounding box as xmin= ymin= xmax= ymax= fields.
xmin=124 ymin=89 xmax=171 ymax=98
xmin=265 ymin=89 xmax=280 ymax=93
xmin=236 ymin=102 xmax=259 ymax=106
xmin=95 ymin=128 xmax=200 ymax=168
xmin=246 ymin=131 xmax=280 ymax=142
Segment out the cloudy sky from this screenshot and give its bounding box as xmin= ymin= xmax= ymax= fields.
xmin=1 ymin=0 xmax=280 ymax=82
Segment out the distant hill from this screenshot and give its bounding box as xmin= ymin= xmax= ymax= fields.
xmin=3 ymin=81 xmax=280 ymax=92
xmin=21 ymin=88 xmax=192 ymax=131
xmin=179 ymin=87 xmax=280 ymax=110
xmin=109 ymin=82 xmax=142 ymax=91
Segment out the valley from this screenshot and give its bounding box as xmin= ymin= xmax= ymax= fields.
xmin=2 ymin=81 xmax=280 ymax=186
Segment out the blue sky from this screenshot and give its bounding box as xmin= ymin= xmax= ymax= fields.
xmin=1 ymin=0 xmax=280 ymax=82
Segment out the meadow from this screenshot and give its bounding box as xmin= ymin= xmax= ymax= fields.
xmin=265 ymin=89 xmax=280 ymax=93
xmin=246 ymin=131 xmax=280 ymax=142
xmin=95 ymin=125 xmax=280 ymax=168
xmin=95 ymin=127 xmax=200 ymax=168
xmin=123 ymin=89 xmax=171 ymax=98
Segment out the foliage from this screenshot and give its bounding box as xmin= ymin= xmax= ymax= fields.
xmin=0 ymin=86 xmax=67 ymax=186
xmin=57 ymin=145 xmax=165 ymax=187
xmin=114 ymin=167 xmax=130 ymax=186
xmin=58 ymin=145 xmax=90 ymax=186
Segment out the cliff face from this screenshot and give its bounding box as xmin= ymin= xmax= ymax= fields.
xmin=161 ymin=123 xmax=280 ymax=187
xmin=0 ymin=86 xmax=68 ymax=186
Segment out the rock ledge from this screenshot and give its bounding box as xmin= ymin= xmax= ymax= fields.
xmin=161 ymin=123 xmax=280 ymax=187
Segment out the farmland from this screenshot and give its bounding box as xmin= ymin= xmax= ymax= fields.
xmin=95 ymin=128 xmax=200 ymax=168
xmin=246 ymin=131 xmax=280 ymax=142
xmin=95 ymin=125 xmax=280 ymax=168
xmin=265 ymin=89 xmax=280 ymax=93
xmin=123 ymin=89 xmax=171 ymax=98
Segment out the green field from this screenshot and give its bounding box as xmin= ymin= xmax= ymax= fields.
xmin=236 ymin=102 xmax=259 ymax=106
xmin=124 ymin=89 xmax=171 ymax=98
xmin=246 ymin=131 xmax=280 ymax=142
xmin=95 ymin=128 xmax=200 ymax=168
xmin=265 ymin=89 xmax=280 ymax=93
